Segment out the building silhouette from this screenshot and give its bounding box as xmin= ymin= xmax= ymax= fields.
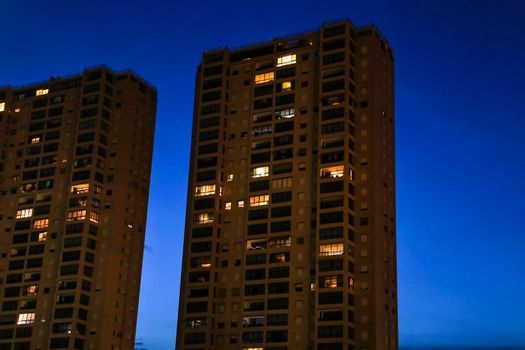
xmin=0 ymin=66 xmax=156 ymax=349
xmin=177 ymin=19 xmax=397 ymax=350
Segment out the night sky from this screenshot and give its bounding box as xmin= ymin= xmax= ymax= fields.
xmin=1 ymin=1 xmax=525 ymax=349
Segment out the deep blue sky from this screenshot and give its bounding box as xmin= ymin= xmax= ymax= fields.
xmin=1 ymin=1 xmax=525 ymax=349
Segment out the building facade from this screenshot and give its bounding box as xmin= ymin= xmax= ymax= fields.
xmin=0 ymin=66 xmax=156 ymax=349
xmin=177 ymin=20 xmax=396 ymax=350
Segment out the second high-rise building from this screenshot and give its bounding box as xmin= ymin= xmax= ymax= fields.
xmin=0 ymin=66 xmax=156 ymax=350
xmin=177 ymin=19 xmax=397 ymax=350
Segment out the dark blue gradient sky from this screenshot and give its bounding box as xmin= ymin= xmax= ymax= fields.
xmin=1 ymin=1 xmax=525 ymax=349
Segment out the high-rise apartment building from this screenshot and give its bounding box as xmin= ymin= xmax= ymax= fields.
xmin=0 ymin=66 xmax=156 ymax=350
xmin=177 ymin=19 xmax=396 ymax=350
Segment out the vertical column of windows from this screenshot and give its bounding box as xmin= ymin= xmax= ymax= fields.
xmin=316 ymin=22 xmax=358 ymax=349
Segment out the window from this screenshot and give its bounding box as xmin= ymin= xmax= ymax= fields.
xmin=320 ymin=165 xmax=344 ymax=178
xmin=227 ymin=174 xmax=234 ymax=182
xmin=36 ymin=89 xmax=49 ymax=96
xmin=225 ymin=202 xmax=232 ymax=210
xmin=0 ymin=102 xmax=5 ymax=112
xmin=238 ymin=200 xmax=245 ymax=208
xmin=17 ymin=313 xmax=35 ymax=325
xmin=33 ymin=219 xmax=48 ymax=229
xmin=319 ymin=243 xmax=344 ymax=256
xmin=67 ymin=210 xmax=86 ymax=222
xmin=254 ymin=72 xmax=274 ymax=84
xmin=320 ymin=275 xmax=342 ymax=288
xmin=271 ymin=177 xmax=292 ymax=190
xmin=37 ymin=232 xmax=47 ymax=242
xmin=194 ymin=213 xmax=214 ymax=224
xmin=243 ymin=316 xmax=264 ymax=327
xmin=251 ymin=166 xmax=269 ymax=178
xmin=89 ymin=211 xmax=99 ymax=224
xmin=269 ymin=236 xmax=291 ymax=248
xmin=195 ymin=184 xmax=216 ymax=197
xmin=281 ymin=81 xmax=292 ymax=91
xmin=70 ymin=183 xmax=89 ymax=194
xmin=277 ymin=54 xmax=297 ymax=67
xmin=247 ymin=239 xmax=267 ymax=250
xmin=249 ymin=194 xmax=269 ymax=207
xmin=275 ymin=108 xmax=294 ymax=119
xmin=16 ymin=209 xmax=33 ymax=219
xmin=31 ymin=137 xmax=40 ymax=144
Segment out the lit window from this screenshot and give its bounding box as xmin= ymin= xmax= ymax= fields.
xmin=33 ymin=219 xmax=48 ymax=229
xmin=227 ymin=174 xmax=234 ymax=182
xmin=195 ymin=184 xmax=216 ymax=197
xmin=243 ymin=316 xmax=264 ymax=327
xmin=67 ymin=210 xmax=86 ymax=222
xmin=17 ymin=313 xmax=35 ymax=325
xmin=269 ymin=236 xmax=291 ymax=248
xmin=185 ymin=318 xmax=207 ymax=329
xmin=16 ymin=209 xmax=33 ymax=219
xmin=247 ymin=239 xmax=267 ymax=250
xmin=70 ymin=183 xmax=90 ymax=194
xmin=271 ymin=177 xmax=292 ymax=190
xmin=320 ymin=165 xmax=344 ymax=178
xmin=38 ymin=232 xmax=47 ymax=242
xmin=89 ymin=211 xmax=99 ymax=224
xmin=250 ymin=166 xmax=269 ymax=179
xmin=194 ymin=212 xmax=214 ymax=224
xmin=15 ymin=108 xmax=21 ymax=113
xmin=321 ymin=275 xmax=341 ymax=288
xmin=243 ymin=348 xmax=264 ymax=350
xmin=238 ymin=200 xmax=245 ymax=208
xmin=281 ymin=81 xmax=292 ymax=91
xmin=225 ymin=202 xmax=232 ymax=210
xmin=36 ymin=89 xmax=49 ymax=96
xmin=31 ymin=137 xmax=40 ymax=144
xmin=249 ymin=194 xmax=269 ymax=207
xmin=319 ymin=243 xmax=344 ymax=256
xmin=0 ymin=102 xmax=5 ymax=112
xmin=26 ymin=285 xmax=39 ymax=296
xmin=277 ymin=54 xmax=297 ymax=67
xmin=254 ymin=72 xmax=274 ymax=84
xmin=275 ymin=108 xmax=294 ymax=119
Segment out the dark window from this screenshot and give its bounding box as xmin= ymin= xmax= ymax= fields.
xmin=249 ymin=180 xmax=269 ymax=192
xmin=321 ymin=121 xmax=344 ymax=135
xmin=275 ymin=94 xmax=294 ymax=106
xmin=320 ymin=151 xmax=344 ymax=164
xmin=251 ymin=152 xmax=271 ymax=164
xmin=198 ymin=129 xmax=218 ymax=142
xmin=323 ymin=52 xmax=345 ymax=65
xmin=320 ymin=211 xmax=344 ymax=224
xmin=246 ymin=254 xmax=266 ymax=265
xmin=253 ymin=98 xmax=272 ymax=110
xmin=192 ymin=227 xmax=213 ymax=238
xmin=270 ymin=220 xmax=291 ymax=233
xmin=319 ymin=259 xmax=343 ymax=272
xmin=274 ymin=134 xmax=293 ymax=146
xmin=319 ymin=227 xmax=343 ymax=240
xmin=267 ymin=297 xmax=288 ymax=310
xmin=271 ymin=191 xmax=292 ymax=203
xmin=247 ymin=223 xmax=267 ymax=235
xmin=267 ymin=282 xmax=289 ymax=294
xmin=266 ymin=330 xmax=288 ymax=342
xmin=322 ymin=107 xmax=345 ymax=120
xmin=268 ymin=266 xmax=289 ymax=278
xmin=271 ymin=206 xmax=291 ymax=218
xmin=245 ymin=268 xmax=266 ymax=280
xmin=248 ymin=209 xmax=268 ymax=221
xmin=244 ymin=284 xmax=265 ymax=296
xmin=319 ymin=292 xmax=343 ymax=304
xmin=191 ymin=241 xmax=212 ymax=253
